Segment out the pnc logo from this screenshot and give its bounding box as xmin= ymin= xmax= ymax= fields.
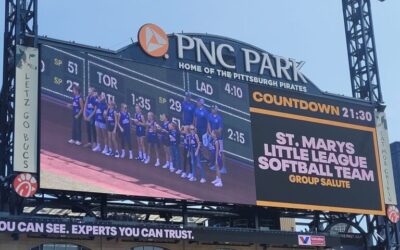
xmin=138 ymin=23 xmax=169 ymax=58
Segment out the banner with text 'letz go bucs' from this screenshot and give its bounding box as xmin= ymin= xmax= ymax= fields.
xmin=14 ymin=45 xmax=39 ymax=173
xmin=249 ymin=85 xmax=385 ymax=215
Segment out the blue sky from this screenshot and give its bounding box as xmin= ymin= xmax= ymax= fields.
xmin=1 ymin=0 xmax=399 ymax=141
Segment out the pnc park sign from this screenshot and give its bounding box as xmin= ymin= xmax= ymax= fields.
xmin=137 ymin=23 xmax=309 ymax=92
xmin=174 ymin=33 xmax=308 ymax=83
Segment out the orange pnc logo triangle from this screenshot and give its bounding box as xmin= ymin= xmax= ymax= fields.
xmin=138 ymin=24 xmax=169 ymax=57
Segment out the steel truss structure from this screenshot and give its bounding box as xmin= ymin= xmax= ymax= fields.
xmin=0 ymin=0 xmax=37 ymax=216
xmin=1 ymin=0 xmax=398 ymax=248
xmin=1 ymin=0 xmax=37 ymax=177
xmin=342 ymin=0 xmax=383 ymax=106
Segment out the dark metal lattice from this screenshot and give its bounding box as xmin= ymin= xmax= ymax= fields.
xmin=342 ymin=0 xmax=383 ymax=105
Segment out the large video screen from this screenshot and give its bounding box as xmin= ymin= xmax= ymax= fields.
xmin=39 ymin=44 xmax=255 ymax=205
xmin=39 ymin=42 xmax=384 ymax=215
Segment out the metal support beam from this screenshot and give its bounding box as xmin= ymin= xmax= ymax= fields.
xmin=0 ymin=0 xmax=38 ymax=178
xmin=342 ymin=0 xmax=383 ymax=105
xmin=182 ymin=201 xmax=187 ymax=226
xmin=342 ymin=0 xmax=399 ymax=248
xmin=0 ymin=0 xmax=38 ymax=214
xmin=383 ymin=217 xmax=400 ymax=250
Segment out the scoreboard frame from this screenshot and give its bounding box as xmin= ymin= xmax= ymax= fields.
xmin=36 ymin=27 xmax=385 ymax=215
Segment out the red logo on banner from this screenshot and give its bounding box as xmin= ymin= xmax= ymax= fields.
xmin=298 ymin=235 xmax=326 ymax=246
xmin=13 ymin=173 xmax=38 ymax=197
xmin=138 ymin=23 xmax=169 ymax=57
xmin=387 ymin=205 xmax=400 ymax=224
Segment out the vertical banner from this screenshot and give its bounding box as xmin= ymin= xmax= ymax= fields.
xmin=14 ymin=45 xmax=39 ymax=173
xmin=375 ymin=111 xmax=397 ymax=205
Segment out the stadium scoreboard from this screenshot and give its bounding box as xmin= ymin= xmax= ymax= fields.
xmin=36 ymin=23 xmax=386 ymax=215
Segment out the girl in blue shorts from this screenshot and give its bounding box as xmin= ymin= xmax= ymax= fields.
xmin=145 ymin=112 xmax=160 ymax=166
xmin=157 ymin=114 xmax=172 ymax=170
xmin=105 ymin=100 xmax=119 ymax=157
xmin=83 ymin=87 xmax=97 ymax=149
xmin=188 ymin=126 xmax=206 ymax=183
xmin=118 ymin=103 xmax=133 ymax=160
xmin=93 ymin=92 xmax=108 ymax=154
xmin=68 ymin=85 xmax=84 ymax=146
xmin=210 ymin=130 xmax=223 ymax=187
xmin=168 ymin=122 xmax=181 ymax=173
xmin=180 ymin=126 xmax=191 ymax=179
xmin=132 ymin=104 xmax=146 ymax=161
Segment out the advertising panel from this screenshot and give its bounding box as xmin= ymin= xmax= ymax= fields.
xmin=1 ymin=217 xmax=361 ymax=246
xmin=375 ymin=111 xmax=397 ymax=205
xmin=14 ymin=45 xmax=39 ymax=173
xmin=250 ymin=86 xmax=384 ymax=214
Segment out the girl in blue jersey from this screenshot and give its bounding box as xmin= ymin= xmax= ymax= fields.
xmin=93 ymin=92 xmax=108 ymax=154
xmin=180 ymin=126 xmax=191 ymax=179
xmin=157 ymin=114 xmax=172 ymax=169
xmin=118 ymin=103 xmax=133 ymax=160
xmin=83 ymin=87 xmax=97 ymax=149
xmin=168 ymin=122 xmax=181 ymax=173
xmin=188 ymin=126 xmax=206 ymax=183
xmin=207 ymin=105 xmax=227 ymax=174
xmin=145 ymin=112 xmax=160 ymax=166
xmin=210 ymin=130 xmax=223 ymax=187
xmin=105 ymin=100 xmax=119 ymax=157
xmin=132 ymin=104 xmax=146 ymax=161
xmin=68 ymin=85 xmax=84 ymax=146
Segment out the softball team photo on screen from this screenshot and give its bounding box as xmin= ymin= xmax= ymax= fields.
xmin=67 ymin=88 xmax=228 ymax=187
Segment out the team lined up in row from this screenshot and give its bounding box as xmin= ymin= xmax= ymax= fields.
xmin=68 ymin=85 xmax=226 ymax=187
